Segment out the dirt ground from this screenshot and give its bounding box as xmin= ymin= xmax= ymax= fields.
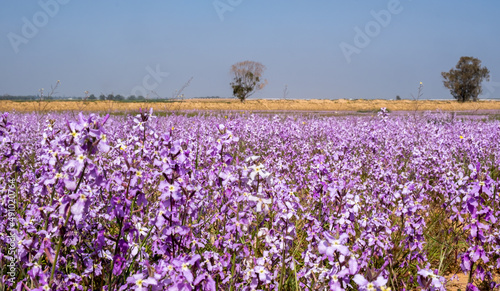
xmin=2 ymin=99 xmax=500 ymax=113
xmin=446 ymin=273 xmax=468 ymax=290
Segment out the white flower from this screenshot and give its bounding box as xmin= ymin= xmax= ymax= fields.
xmin=257 ymin=227 xmax=268 ymax=237
xmin=245 ymin=155 xmax=260 ymax=163
xmin=77 ymin=154 xmax=86 ymax=163
xmin=70 ymin=130 xmax=79 ymax=138
xmin=248 ymin=195 xmax=272 ymax=212
xmin=136 ymin=223 xmax=148 ymax=236
xmin=254 ymin=265 xmax=269 ymax=282
xmin=417 ymin=269 xmax=443 ymax=288
xmin=116 ymin=139 xmax=127 ymax=150
xmin=249 ymin=163 xmax=271 ymax=180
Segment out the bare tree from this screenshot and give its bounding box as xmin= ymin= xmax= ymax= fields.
xmin=34 ymin=80 xmax=60 ymax=122
xmin=230 ymin=61 xmax=267 ymax=102
xmin=282 ymin=84 xmax=289 ymax=100
xmin=171 ymin=77 xmax=193 ymax=100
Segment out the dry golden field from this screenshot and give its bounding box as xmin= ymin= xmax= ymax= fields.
xmin=2 ymin=99 xmax=500 ymax=112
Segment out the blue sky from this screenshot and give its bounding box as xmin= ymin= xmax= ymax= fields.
xmin=1 ymin=0 xmax=499 ymax=100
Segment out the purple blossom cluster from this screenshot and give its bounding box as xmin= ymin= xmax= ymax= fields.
xmin=1 ymin=110 xmax=500 ymax=290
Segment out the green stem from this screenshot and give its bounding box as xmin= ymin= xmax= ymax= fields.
xmin=125 ymin=224 xmax=156 ymax=275
xmin=49 ymin=200 xmax=74 ymax=283
xmin=49 ymin=162 xmax=87 ymax=284
xmin=468 ymin=261 xmax=474 ymax=285
xmin=278 ymin=221 xmax=288 ymax=291
xmin=229 ymin=251 xmax=236 ymax=291
xmin=293 ymin=261 xmax=299 ymax=291
xmin=108 ymin=217 xmax=124 ymax=291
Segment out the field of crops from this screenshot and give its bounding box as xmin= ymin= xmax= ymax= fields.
xmin=1 ymin=109 xmax=500 ymax=290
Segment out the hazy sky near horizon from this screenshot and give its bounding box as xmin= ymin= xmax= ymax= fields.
xmin=1 ymin=0 xmax=499 ymax=100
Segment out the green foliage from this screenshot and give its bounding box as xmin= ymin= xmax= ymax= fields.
xmin=231 ymin=72 xmax=260 ymax=102
xmin=442 ymin=56 xmax=490 ymax=102
xmin=230 ymin=61 xmax=267 ymax=102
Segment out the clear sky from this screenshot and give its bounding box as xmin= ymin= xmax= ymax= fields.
xmin=1 ymin=0 xmax=499 ymax=100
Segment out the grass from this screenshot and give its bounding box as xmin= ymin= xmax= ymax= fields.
xmin=3 ymin=99 xmax=500 ymax=113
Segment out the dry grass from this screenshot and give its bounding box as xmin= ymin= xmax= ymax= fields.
xmin=2 ymin=99 xmax=500 ymax=113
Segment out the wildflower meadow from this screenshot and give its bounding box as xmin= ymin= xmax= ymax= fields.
xmin=1 ymin=110 xmax=499 ymax=290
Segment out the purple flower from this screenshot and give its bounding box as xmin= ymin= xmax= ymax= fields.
xmin=417 ymin=269 xmax=444 ymax=289
xmin=113 ymin=255 xmax=126 ymax=275
xmin=353 ymin=274 xmax=388 ymax=291
xmin=254 ymin=265 xmax=271 ymax=284
xmin=247 ymin=194 xmax=272 ymax=213
xmin=126 ymin=273 xmax=157 ymax=291
xmin=318 ymin=233 xmax=350 ymax=256
xmin=464 ymin=217 xmax=489 ymax=238
xmin=62 ymin=146 xmax=87 ymax=177
xmin=70 ymin=192 xmax=90 ymax=223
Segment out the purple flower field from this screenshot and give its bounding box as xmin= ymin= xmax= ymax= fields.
xmin=1 ymin=110 xmax=500 ymax=290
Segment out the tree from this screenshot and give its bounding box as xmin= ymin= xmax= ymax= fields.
xmin=88 ymin=94 xmax=96 ymax=100
xmin=442 ymin=56 xmax=490 ymax=102
xmin=128 ymin=95 xmax=137 ymax=101
xmin=99 ymin=94 xmax=106 ymax=100
xmin=230 ymin=61 xmax=267 ymax=102
xmin=107 ymin=94 xmax=114 ymax=101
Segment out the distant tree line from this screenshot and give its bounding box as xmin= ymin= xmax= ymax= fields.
xmin=0 ymin=95 xmax=90 ymax=101
xmin=88 ymin=94 xmax=144 ymax=101
xmin=0 ymin=95 xmax=39 ymax=101
xmin=0 ymin=94 xmax=223 ymax=101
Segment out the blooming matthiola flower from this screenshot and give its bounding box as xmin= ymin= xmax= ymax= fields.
xmin=125 ymin=273 xmax=157 ymax=291
xmin=247 ymin=194 xmax=272 ymax=213
xmin=417 ymin=269 xmax=445 ymax=290
xmin=62 ymin=146 xmax=87 ymax=178
xmin=172 ymin=255 xmax=201 ymax=284
xmin=113 ymin=255 xmax=126 ymax=275
xmin=253 ymin=258 xmax=271 ymax=285
xmin=327 ymin=267 xmax=350 ymax=291
xmin=353 ymin=273 xmax=388 ymax=291
xmin=70 ymin=191 xmax=90 ymax=223
xmin=89 ymin=128 xmax=110 ymax=152
xmin=2 ymin=111 xmax=500 ymax=290
xmin=378 ymin=107 xmax=389 ymax=120
xmin=249 ymin=163 xmax=271 ymax=180
xmin=319 ymin=233 xmax=350 ymax=256
xmin=115 ymin=138 xmax=128 ymax=151
xmin=133 ymin=118 xmax=146 ymax=131
xmin=158 ymin=180 xmax=183 ymax=200
xmin=464 ymin=217 xmax=489 ymax=238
